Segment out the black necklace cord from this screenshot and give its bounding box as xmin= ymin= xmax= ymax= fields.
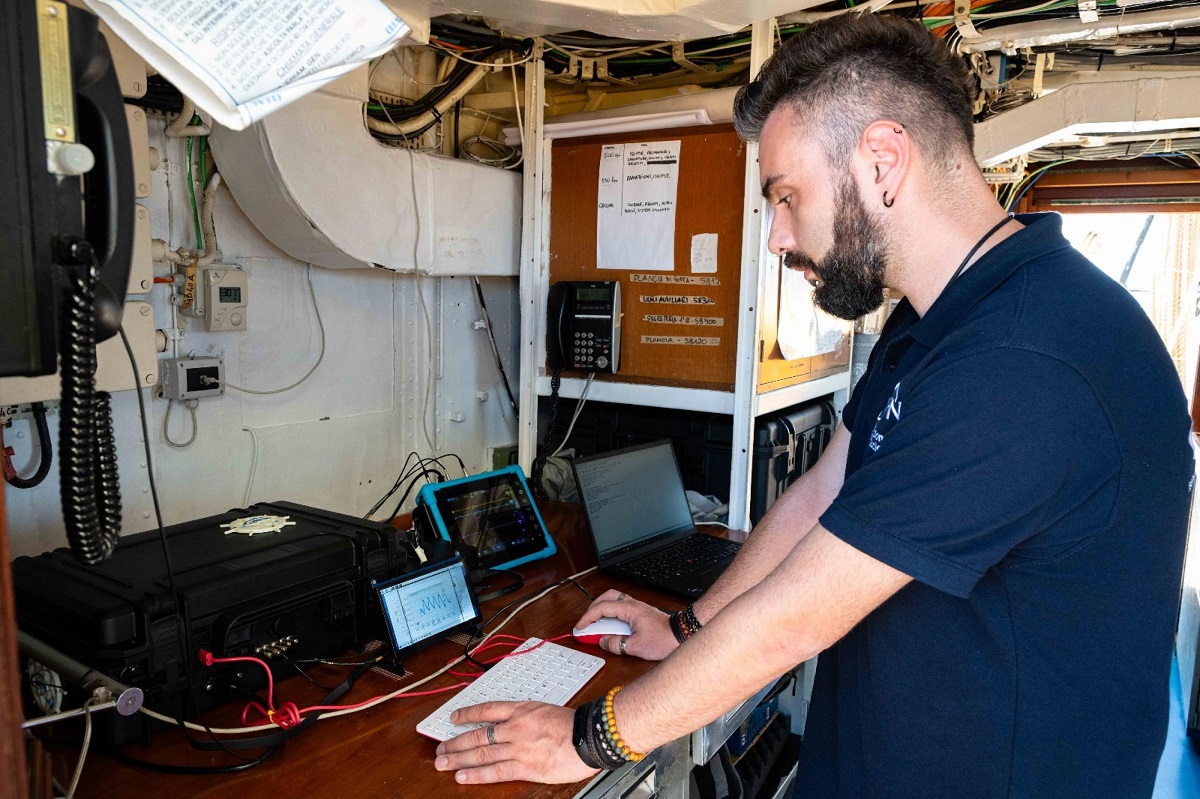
xmin=944 ymin=214 xmax=1015 ymax=290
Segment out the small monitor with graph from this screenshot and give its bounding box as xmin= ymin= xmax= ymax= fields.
xmin=415 ymin=465 xmax=556 ymax=573
xmin=374 ymin=554 xmax=481 ymax=662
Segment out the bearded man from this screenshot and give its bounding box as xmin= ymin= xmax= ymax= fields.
xmin=433 ymin=14 xmax=1193 ymax=798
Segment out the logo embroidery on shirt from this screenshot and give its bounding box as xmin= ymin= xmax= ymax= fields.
xmin=869 ymin=382 xmax=902 ymax=453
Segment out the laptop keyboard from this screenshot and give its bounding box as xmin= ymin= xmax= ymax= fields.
xmin=616 ymin=534 xmax=740 ymax=582
xmin=416 ymin=638 xmax=604 ymax=741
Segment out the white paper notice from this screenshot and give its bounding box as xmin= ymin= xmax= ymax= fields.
xmin=82 ymin=0 xmax=411 ymax=130
xmin=689 ymin=234 xmax=718 ymax=274
xmin=777 ymin=267 xmax=851 ymax=360
xmin=597 ymin=141 xmax=681 ymax=271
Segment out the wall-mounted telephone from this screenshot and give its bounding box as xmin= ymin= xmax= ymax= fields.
xmin=546 ymin=281 xmax=621 ymax=374
xmin=0 ymin=1 xmax=134 ymax=565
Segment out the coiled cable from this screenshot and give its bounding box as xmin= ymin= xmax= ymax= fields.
xmin=58 ymin=262 xmax=121 ymax=565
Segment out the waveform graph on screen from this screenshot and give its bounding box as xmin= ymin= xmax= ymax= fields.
xmin=402 ymin=580 xmax=462 ymax=639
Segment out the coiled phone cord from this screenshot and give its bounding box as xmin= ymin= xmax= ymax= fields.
xmin=58 ymin=262 xmax=121 ymax=565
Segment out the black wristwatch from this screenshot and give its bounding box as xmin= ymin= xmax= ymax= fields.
xmin=573 ymin=703 xmax=603 ymax=770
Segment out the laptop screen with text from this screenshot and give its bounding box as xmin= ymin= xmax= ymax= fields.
xmin=574 ymin=440 xmax=696 ymax=562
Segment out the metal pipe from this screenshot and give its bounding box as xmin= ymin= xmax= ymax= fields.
xmin=18 ymin=631 xmax=144 ymax=717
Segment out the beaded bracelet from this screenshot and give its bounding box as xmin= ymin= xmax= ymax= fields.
xmin=602 ymin=686 xmax=647 ymax=763
xmin=670 ymin=602 xmax=703 ymax=643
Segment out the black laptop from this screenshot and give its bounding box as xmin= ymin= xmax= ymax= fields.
xmin=572 ymin=439 xmax=741 ymax=599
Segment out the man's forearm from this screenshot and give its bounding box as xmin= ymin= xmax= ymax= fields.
xmin=693 ymin=425 xmax=850 ymax=622
xmin=613 ymin=523 xmax=909 ymax=756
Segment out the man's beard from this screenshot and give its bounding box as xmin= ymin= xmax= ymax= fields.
xmin=784 ymin=177 xmax=889 ymax=321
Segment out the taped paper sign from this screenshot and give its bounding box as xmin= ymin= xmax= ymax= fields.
xmin=777 ymin=266 xmax=850 ymax=360
xmin=597 ymin=141 xmax=681 ymax=271
xmin=642 ymin=336 xmax=721 ymax=346
xmin=630 ymin=274 xmax=719 ymax=286
xmin=641 ymin=295 xmax=716 ymax=305
xmin=644 ymin=315 xmax=724 ymax=326
xmin=690 ymin=234 xmax=718 ymax=274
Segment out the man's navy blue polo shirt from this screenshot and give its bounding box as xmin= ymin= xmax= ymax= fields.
xmin=794 ymin=213 xmax=1194 ymax=799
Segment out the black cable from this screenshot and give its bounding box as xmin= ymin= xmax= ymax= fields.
xmin=461 ymin=573 xmax=596 ymax=669
xmin=108 ymin=745 xmax=280 ymax=775
xmin=285 ymin=659 xmax=336 ymax=692
xmin=472 ymin=276 xmax=519 ymax=416
xmin=60 ymin=260 xmax=120 ymax=565
xmin=454 ymin=100 xmax=461 ymax=159
xmin=472 ymin=569 xmax=525 ymax=603
xmin=365 ymin=451 xmax=422 ymax=517
xmin=568 ymin=578 xmax=595 ymax=601
xmin=531 ymin=369 xmax=562 ymax=499
xmin=385 ymin=468 xmax=445 ymax=523
xmin=119 ymin=327 xmax=264 ymax=764
xmin=4 ymin=402 xmax=53 ymax=488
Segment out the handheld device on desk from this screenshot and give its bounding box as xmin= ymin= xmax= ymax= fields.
xmin=372 ymin=550 xmax=481 ymax=675
xmin=413 ymin=465 xmax=556 ymax=575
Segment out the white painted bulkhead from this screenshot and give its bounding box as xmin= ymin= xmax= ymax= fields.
xmin=3 ymin=113 xmax=520 ymax=558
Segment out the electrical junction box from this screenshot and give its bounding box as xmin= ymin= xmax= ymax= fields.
xmin=203 ymin=266 xmax=248 ymax=332
xmin=160 ymin=357 xmax=224 ymax=400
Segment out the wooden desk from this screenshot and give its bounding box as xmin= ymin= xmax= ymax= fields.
xmin=68 ymin=502 xmax=702 ymax=799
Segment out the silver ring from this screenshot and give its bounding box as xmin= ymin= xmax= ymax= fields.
xmin=619 ymin=636 xmax=628 ymax=655
xmin=617 ymin=592 xmax=628 ymax=601
xmin=486 ymin=725 xmax=497 ymax=745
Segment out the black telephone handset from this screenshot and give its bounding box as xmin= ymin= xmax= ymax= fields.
xmin=0 ymin=2 xmax=134 ymax=563
xmin=546 ymin=281 xmax=621 ymax=374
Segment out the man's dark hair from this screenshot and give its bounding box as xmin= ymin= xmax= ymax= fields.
xmin=733 ymin=14 xmax=976 ymax=171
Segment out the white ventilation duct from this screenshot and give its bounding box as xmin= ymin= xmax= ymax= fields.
xmin=974 ymin=76 xmax=1200 ymax=167
xmin=209 ymin=68 xmax=520 ymax=274
xmin=959 ymin=7 xmax=1200 ymax=54
xmin=386 ymin=0 xmax=827 ymax=40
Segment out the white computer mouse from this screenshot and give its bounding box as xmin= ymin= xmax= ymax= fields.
xmin=572 ymin=617 xmax=633 ymax=646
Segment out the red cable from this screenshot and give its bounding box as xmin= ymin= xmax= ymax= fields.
xmin=297 ymin=682 xmax=469 ymax=715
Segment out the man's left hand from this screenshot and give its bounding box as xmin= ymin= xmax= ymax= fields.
xmin=434 ymin=701 xmax=600 ymax=784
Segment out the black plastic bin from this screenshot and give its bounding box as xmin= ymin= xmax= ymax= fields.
xmin=543 ymin=396 xmax=837 ymax=524
xmin=702 ymin=399 xmax=837 ymax=524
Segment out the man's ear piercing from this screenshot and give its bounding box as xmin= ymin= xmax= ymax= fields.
xmin=882 ymin=191 xmax=895 ymax=208
xmin=894 ymin=127 xmax=904 ymax=134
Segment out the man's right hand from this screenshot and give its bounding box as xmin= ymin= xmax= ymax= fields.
xmin=575 ymin=589 xmax=679 ymax=661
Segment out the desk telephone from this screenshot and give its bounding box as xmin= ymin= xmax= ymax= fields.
xmin=547 ymin=281 xmax=621 ymax=373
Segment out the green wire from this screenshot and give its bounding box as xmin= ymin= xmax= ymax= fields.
xmin=1005 ymin=159 xmax=1071 ymax=212
xmin=186 ymin=135 xmax=203 ymax=250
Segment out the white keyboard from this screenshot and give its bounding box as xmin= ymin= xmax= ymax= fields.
xmin=416 ymin=638 xmax=604 ymax=741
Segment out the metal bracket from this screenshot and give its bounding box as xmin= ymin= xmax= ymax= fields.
xmin=594 ymin=58 xmax=634 ymax=87
xmin=672 ymin=42 xmax=713 ymax=75
xmin=953 ymin=1 xmax=983 ymax=41
xmin=1032 ymin=52 xmax=1054 ymax=95
xmin=1077 ymin=0 xmax=1099 ymax=23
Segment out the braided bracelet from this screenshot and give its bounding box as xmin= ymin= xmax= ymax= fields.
xmin=586 ymin=697 xmax=627 ymax=769
xmin=668 ymin=611 xmax=688 ymax=644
